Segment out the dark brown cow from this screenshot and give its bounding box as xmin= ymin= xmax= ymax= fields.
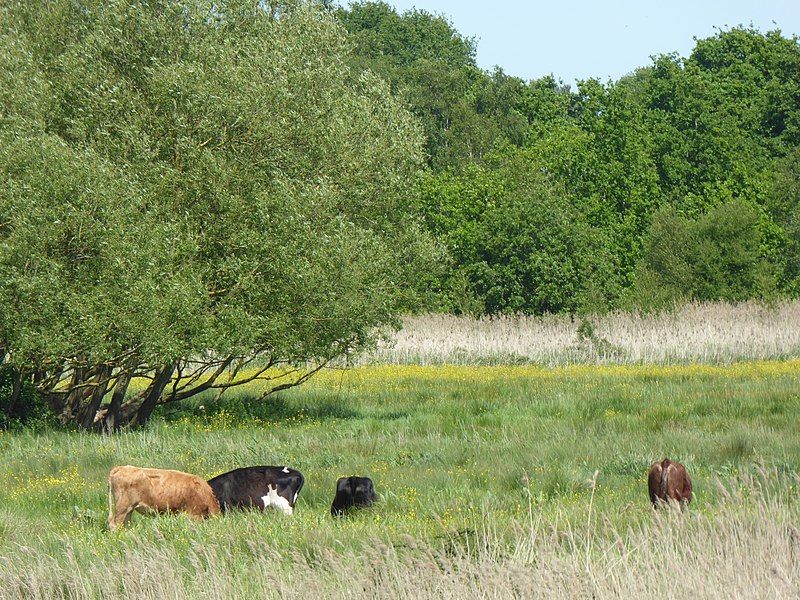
xmin=108 ymin=466 xmax=220 ymax=530
xmin=647 ymin=459 xmax=692 ymax=508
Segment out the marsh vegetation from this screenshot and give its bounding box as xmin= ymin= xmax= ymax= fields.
xmin=1 ymin=363 xmax=799 ymax=598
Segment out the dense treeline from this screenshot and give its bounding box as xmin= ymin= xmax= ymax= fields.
xmin=338 ymin=2 xmax=800 ymax=314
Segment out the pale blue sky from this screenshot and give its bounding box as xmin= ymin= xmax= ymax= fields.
xmin=379 ymin=1 xmax=800 ymax=86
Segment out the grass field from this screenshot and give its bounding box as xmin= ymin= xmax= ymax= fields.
xmin=1 ymin=362 xmax=799 ymax=597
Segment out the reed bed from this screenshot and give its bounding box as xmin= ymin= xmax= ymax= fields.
xmin=358 ymin=300 xmax=800 ymax=366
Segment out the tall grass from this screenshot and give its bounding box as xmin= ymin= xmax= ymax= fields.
xmin=358 ymin=300 xmax=800 ymax=365
xmin=0 ymin=470 xmax=796 ymax=598
xmin=1 ymin=363 xmax=799 ymax=597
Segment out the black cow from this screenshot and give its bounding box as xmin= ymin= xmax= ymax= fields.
xmin=207 ymin=466 xmax=304 ymax=515
xmin=330 ymin=476 xmax=378 ymax=517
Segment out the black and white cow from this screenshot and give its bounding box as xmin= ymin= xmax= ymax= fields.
xmin=207 ymin=466 xmax=304 ymax=515
xmin=330 ymin=476 xmax=378 ymax=517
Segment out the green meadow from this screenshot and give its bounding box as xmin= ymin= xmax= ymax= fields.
xmin=1 ymin=362 xmax=799 ymax=598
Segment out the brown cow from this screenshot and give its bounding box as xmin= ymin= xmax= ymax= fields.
xmin=647 ymin=458 xmax=692 ymax=508
xmin=107 ymin=466 xmax=220 ymax=530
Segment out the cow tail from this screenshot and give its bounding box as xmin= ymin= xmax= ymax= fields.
xmin=107 ymin=476 xmax=114 ymax=524
xmin=660 ymin=459 xmax=672 ymax=499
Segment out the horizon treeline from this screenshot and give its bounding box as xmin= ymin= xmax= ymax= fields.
xmin=336 ymin=1 xmax=800 ymax=315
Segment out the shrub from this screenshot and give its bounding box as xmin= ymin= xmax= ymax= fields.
xmin=0 ymin=366 xmax=53 ymax=429
xmin=633 ymin=200 xmax=776 ymax=309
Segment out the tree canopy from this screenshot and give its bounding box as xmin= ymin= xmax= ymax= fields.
xmin=0 ymin=0 xmax=435 ymax=429
xmin=337 ymin=1 xmax=528 ymax=170
xmin=339 ymin=3 xmax=800 ymax=313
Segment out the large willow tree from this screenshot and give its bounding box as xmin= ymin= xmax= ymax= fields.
xmin=0 ymin=0 xmax=434 ymax=430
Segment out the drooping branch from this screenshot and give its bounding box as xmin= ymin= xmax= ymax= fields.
xmin=150 ymin=352 xmax=331 ymax=408
xmin=48 ymin=368 xmax=119 ymax=394
xmin=169 ymin=357 xmax=277 ymax=402
xmin=257 ymin=360 xmax=330 ymax=398
xmin=166 ymin=355 xmax=236 ymax=401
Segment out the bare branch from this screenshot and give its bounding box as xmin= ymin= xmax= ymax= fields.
xmin=167 ymin=355 xmax=234 ymax=402
xmin=258 ymin=361 xmax=330 ymax=398
xmin=168 ymin=356 xmax=276 ymax=402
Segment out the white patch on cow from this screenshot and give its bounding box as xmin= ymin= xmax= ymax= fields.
xmin=282 ymin=467 xmax=290 ymax=474
xmin=292 ymin=490 xmax=299 ymax=505
xmin=260 ymin=484 xmax=293 ymax=515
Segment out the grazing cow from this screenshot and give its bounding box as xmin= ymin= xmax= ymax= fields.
xmin=330 ymin=476 xmax=378 ymax=517
xmin=207 ymin=466 xmax=304 ymax=515
xmin=107 ymin=466 xmax=220 ymax=530
xmin=648 ymin=459 xmax=692 ymax=508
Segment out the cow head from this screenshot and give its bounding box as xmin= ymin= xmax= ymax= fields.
xmin=331 ymin=476 xmax=377 ymax=516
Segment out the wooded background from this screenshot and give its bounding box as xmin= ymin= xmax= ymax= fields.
xmin=1 ymin=0 xmax=798 ymax=428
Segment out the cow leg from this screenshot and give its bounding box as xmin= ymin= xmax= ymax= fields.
xmin=108 ymin=489 xmax=127 ymax=530
xmin=109 ymin=503 xmax=136 ymax=530
xmin=187 ymin=509 xmax=206 ymax=521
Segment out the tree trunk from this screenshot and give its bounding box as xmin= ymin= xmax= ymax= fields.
xmin=38 ymin=365 xmax=67 ymax=414
xmin=59 ymin=366 xmax=93 ymax=425
xmin=8 ymin=366 xmax=23 ymax=419
xmin=77 ymin=365 xmax=112 ymax=429
xmin=126 ymin=364 xmax=175 ymax=428
xmin=97 ymin=368 xmax=132 ymax=434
